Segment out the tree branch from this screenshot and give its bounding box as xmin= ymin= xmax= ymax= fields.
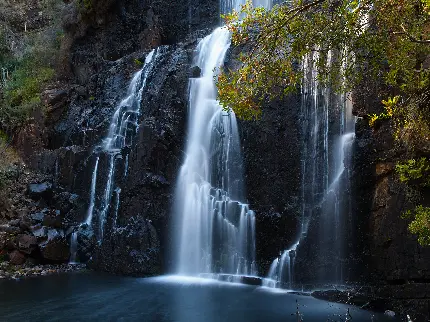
xmin=399 ymin=24 xmax=430 ymax=44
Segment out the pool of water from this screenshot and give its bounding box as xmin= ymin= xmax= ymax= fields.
xmin=0 ymin=273 xmax=399 ymax=321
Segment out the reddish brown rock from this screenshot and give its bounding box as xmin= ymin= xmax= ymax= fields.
xmin=17 ymin=234 xmax=38 ymax=255
xmin=9 ymin=250 xmax=26 ymax=265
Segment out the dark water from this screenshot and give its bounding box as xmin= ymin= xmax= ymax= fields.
xmin=0 ymin=273 xmax=398 ymax=322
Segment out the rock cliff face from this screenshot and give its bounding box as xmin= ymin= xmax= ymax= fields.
xmin=0 ymin=0 xmax=217 ymax=274
xmin=238 ymin=96 xmax=302 ymax=274
xmin=90 ymin=42 xmax=197 ymax=274
xmin=351 ymin=85 xmax=430 ymax=318
xmin=34 ymin=0 xmax=215 ymax=274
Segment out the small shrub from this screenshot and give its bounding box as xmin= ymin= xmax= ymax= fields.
xmin=368 ymin=96 xmax=400 ymax=127
xmin=403 ymin=206 xmax=430 ymax=246
xmin=396 ymin=158 xmax=430 ymax=187
xmin=134 ymin=58 xmax=143 ymax=67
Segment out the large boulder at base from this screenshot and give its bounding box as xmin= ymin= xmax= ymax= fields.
xmin=16 ymin=234 xmax=38 ymax=255
xmin=8 ymin=250 xmax=26 ymax=265
xmin=38 ymin=229 xmax=70 ymax=262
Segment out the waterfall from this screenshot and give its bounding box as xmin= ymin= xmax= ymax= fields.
xmin=265 ymin=52 xmax=355 ymax=287
xmin=221 ymin=0 xmax=272 ymax=14
xmin=69 ymin=232 xmax=78 ymax=264
xmin=173 ymin=0 xmax=272 ymax=277
xmin=69 ymin=49 xmax=158 ymax=262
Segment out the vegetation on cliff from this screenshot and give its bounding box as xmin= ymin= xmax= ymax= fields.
xmin=217 ymin=0 xmax=430 ymax=244
xmin=0 ymin=0 xmax=63 ymax=133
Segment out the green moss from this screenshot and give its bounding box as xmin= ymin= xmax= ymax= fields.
xmin=134 ymin=58 xmax=143 ymax=67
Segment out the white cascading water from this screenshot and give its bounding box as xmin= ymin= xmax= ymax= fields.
xmin=264 ymin=52 xmax=355 ymax=288
xmin=174 ymin=0 xmax=272 ymax=276
xmin=69 ymin=49 xmax=158 ymax=262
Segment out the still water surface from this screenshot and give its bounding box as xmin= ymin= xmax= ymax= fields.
xmin=0 ymin=273 xmax=399 ymax=321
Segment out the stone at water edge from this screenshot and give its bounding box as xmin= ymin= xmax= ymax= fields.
xmin=9 ymin=250 xmax=26 ymax=265
xmin=39 ymin=229 xmax=70 ymax=262
xmin=17 ymin=234 xmax=38 ymax=255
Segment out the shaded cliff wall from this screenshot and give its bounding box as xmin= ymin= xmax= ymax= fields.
xmin=351 ymin=79 xmax=430 ymax=318
xmin=239 ymin=95 xmax=302 ymax=274
xmin=10 ymin=0 xmax=219 ymax=273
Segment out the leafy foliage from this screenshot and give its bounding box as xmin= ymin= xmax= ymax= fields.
xmin=368 ymin=96 xmax=399 ymax=127
xmin=217 ymin=0 xmax=430 ymax=123
xmin=217 ymin=0 xmax=430 ymax=243
xmin=396 ymin=158 xmax=430 ymax=187
xmin=403 ymin=205 xmax=430 ymax=246
xmin=0 ymin=52 xmax=55 ymax=130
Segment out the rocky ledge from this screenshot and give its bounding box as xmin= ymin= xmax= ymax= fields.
xmin=0 ymin=262 xmax=86 ymax=280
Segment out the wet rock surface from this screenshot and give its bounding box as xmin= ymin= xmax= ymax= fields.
xmin=91 ymin=217 xmax=160 ymax=276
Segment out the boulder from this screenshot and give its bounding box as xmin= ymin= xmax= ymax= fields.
xmin=39 ymin=229 xmax=69 ymax=262
xmin=16 ymin=234 xmax=38 ymax=255
xmin=9 ymin=219 xmax=20 ymax=227
xmin=0 ymin=225 xmax=20 ymax=234
xmin=9 ymin=250 xmax=26 ymax=265
xmin=42 ymin=89 xmax=68 ymax=107
xmin=27 ymin=182 xmax=53 ymax=201
xmin=32 ymin=226 xmax=48 ymax=241
xmin=43 ymin=212 xmax=63 ymax=229
xmin=190 ymin=65 xmax=201 ymax=78
xmin=30 ymin=210 xmax=47 ymax=223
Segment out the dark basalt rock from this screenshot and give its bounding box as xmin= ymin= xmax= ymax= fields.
xmin=30 ymin=210 xmax=48 ymax=223
xmin=238 ymin=87 xmax=302 ymax=274
xmin=27 ymin=182 xmax=53 ymax=201
xmin=190 ymin=65 xmax=201 ymax=78
xmin=91 ymin=217 xmax=160 ymax=276
xmin=75 ymin=224 xmax=96 ymax=263
xmin=38 ymin=229 xmax=70 ymax=263
xmin=16 ymin=234 xmax=38 ymax=255
xmin=8 ymin=250 xmax=26 ymax=265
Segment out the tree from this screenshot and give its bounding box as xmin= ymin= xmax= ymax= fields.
xmin=216 ymin=0 xmax=430 ymax=244
xmin=217 ymin=0 xmax=430 ymax=121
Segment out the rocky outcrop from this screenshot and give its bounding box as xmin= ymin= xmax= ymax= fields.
xmin=59 ymin=0 xmax=219 ymax=79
